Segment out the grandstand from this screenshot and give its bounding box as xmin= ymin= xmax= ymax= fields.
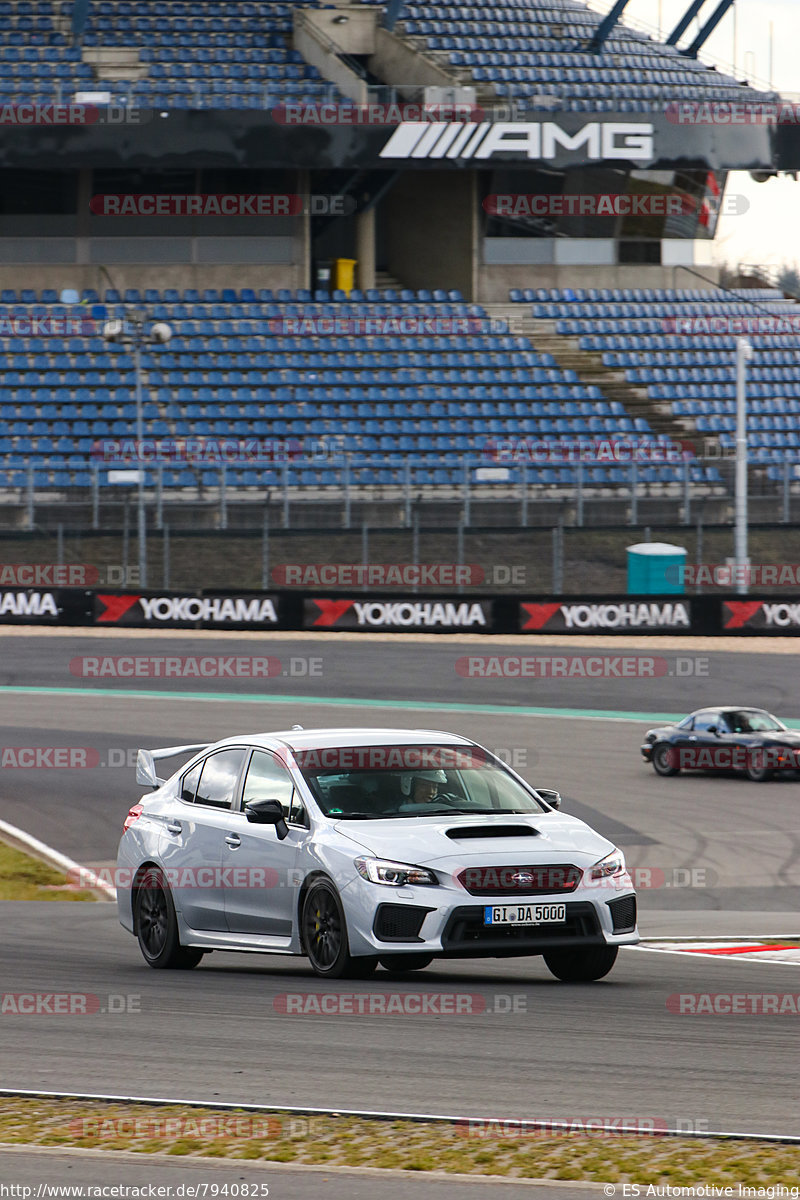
xmin=398 ymin=0 xmax=779 ymax=113
xmin=2 ymin=0 xmax=337 ymax=109
xmin=1 ymin=0 xmax=778 ymax=112
xmin=0 ymin=0 xmax=797 ymax=523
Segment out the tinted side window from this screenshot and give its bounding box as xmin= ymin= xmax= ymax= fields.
xmin=180 ymin=761 xmax=202 ymax=804
xmin=194 ymin=749 xmax=246 ymax=810
xmin=242 ymin=750 xmax=304 ymax=823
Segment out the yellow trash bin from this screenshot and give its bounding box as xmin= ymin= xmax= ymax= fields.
xmin=333 ymin=257 xmax=357 ymax=295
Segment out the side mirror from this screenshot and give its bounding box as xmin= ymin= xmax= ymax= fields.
xmin=707 ymin=726 xmax=718 ymax=737
xmin=136 ymin=749 xmax=164 ymax=790
xmin=536 ymin=788 xmax=562 ymax=810
xmin=244 ymin=798 xmax=289 ymax=840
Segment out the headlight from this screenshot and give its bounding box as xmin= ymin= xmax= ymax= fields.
xmin=589 ymin=850 xmax=626 ymax=880
xmin=354 ymin=857 xmax=438 ymax=886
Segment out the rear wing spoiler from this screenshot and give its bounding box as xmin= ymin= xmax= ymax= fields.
xmin=136 ymin=744 xmax=210 ymax=790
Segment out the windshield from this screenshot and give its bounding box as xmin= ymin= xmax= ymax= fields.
xmin=294 ymin=744 xmax=550 ymax=819
xmin=722 ymin=710 xmax=786 ymax=734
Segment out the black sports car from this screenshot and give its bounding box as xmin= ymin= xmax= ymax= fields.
xmin=641 ymin=707 xmax=800 ymax=783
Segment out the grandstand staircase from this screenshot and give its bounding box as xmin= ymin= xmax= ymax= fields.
xmin=490 ymin=305 xmax=685 ymax=442
xmin=398 ymin=27 xmax=499 ymax=108
xmin=374 ymin=270 xmax=407 ymax=294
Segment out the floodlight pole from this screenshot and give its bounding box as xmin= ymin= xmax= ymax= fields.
xmin=134 ymin=332 xmax=146 ymax=588
xmin=103 ymin=313 xmax=171 ymax=591
xmin=734 ymin=338 xmax=752 ymax=595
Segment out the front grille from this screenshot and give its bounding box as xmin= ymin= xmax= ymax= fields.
xmin=441 ymin=903 xmax=602 ymax=956
xmin=456 ymin=863 xmax=582 ymax=897
xmin=608 ymin=894 xmax=637 ymax=933
xmin=373 ymin=904 xmax=434 ymax=943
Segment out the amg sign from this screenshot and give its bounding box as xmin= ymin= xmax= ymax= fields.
xmin=380 ymin=121 xmax=655 ymax=162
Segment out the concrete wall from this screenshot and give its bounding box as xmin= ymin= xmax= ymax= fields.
xmin=0 ymin=165 xmax=311 ymax=290
xmin=384 ymin=172 xmax=477 ymax=298
xmin=0 ymin=263 xmax=303 ymax=293
xmin=298 ymin=6 xmax=377 ymax=56
xmin=477 ymin=262 xmax=722 ymax=302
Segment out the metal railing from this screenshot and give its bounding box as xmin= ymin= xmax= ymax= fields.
xmin=2 ymin=454 xmax=799 ymax=532
xmin=584 ymin=0 xmax=777 ymax=95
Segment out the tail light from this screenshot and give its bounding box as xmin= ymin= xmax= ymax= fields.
xmin=123 ymin=804 xmax=143 ymax=833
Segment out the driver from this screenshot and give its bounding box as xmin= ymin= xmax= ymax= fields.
xmin=402 ymin=768 xmax=449 ymax=804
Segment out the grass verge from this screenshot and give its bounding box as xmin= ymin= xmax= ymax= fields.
xmin=0 ymin=841 xmax=96 ymax=902
xmin=0 ymin=1098 xmax=797 ymax=1182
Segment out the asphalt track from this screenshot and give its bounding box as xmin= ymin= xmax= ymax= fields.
xmin=1 ymin=630 xmax=800 ymax=1174
xmin=0 ymin=1147 xmax=605 ymax=1199
xmin=2 ymin=902 xmax=800 ymax=1138
xmin=2 ymin=633 xmax=800 ymax=915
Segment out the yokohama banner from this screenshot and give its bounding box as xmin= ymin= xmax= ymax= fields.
xmin=518 ymin=597 xmax=697 ymax=634
xmin=5 ymin=588 xmax=796 ymax=634
xmin=93 ymin=591 xmax=286 ymax=629
xmin=303 ymin=596 xmax=495 ymax=632
xmin=721 ymin=599 xmax=800 ymax=633
xmin=0 ymin=588 xmax=93 ymax=624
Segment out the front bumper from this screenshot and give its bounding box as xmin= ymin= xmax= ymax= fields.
xmin=342 ymin=873 xmax=639 ymax=958
xmin=641 ymin=742 xmax=654 ymax=762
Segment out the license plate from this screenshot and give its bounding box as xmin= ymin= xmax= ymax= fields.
xmin=484 ymin=903 xmax=566 ymax=926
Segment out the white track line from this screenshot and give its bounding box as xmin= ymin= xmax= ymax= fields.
xmin=0 ymin=1089 xmax=797 ymax=1144
xmin=0 ymin=819 xmax=115 ymax=900
xmin=632 ymin=945 xmax=800 ymax=966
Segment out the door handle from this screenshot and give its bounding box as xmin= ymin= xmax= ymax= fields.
xmin=225 ymin=834 xmax=241 ymax=849
xmin=166 ymin=821 xmax=182 ymax=835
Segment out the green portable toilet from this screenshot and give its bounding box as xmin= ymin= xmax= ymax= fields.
xmin=626 ymin=543 xmax=687 ymax=595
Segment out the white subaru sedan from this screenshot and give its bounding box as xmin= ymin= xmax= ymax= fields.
xmin=117 ymin=727 xmax=638 ymax=982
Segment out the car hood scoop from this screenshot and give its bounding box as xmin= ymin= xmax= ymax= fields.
xmin=445 ymin=825 xmax=539 ymax=840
